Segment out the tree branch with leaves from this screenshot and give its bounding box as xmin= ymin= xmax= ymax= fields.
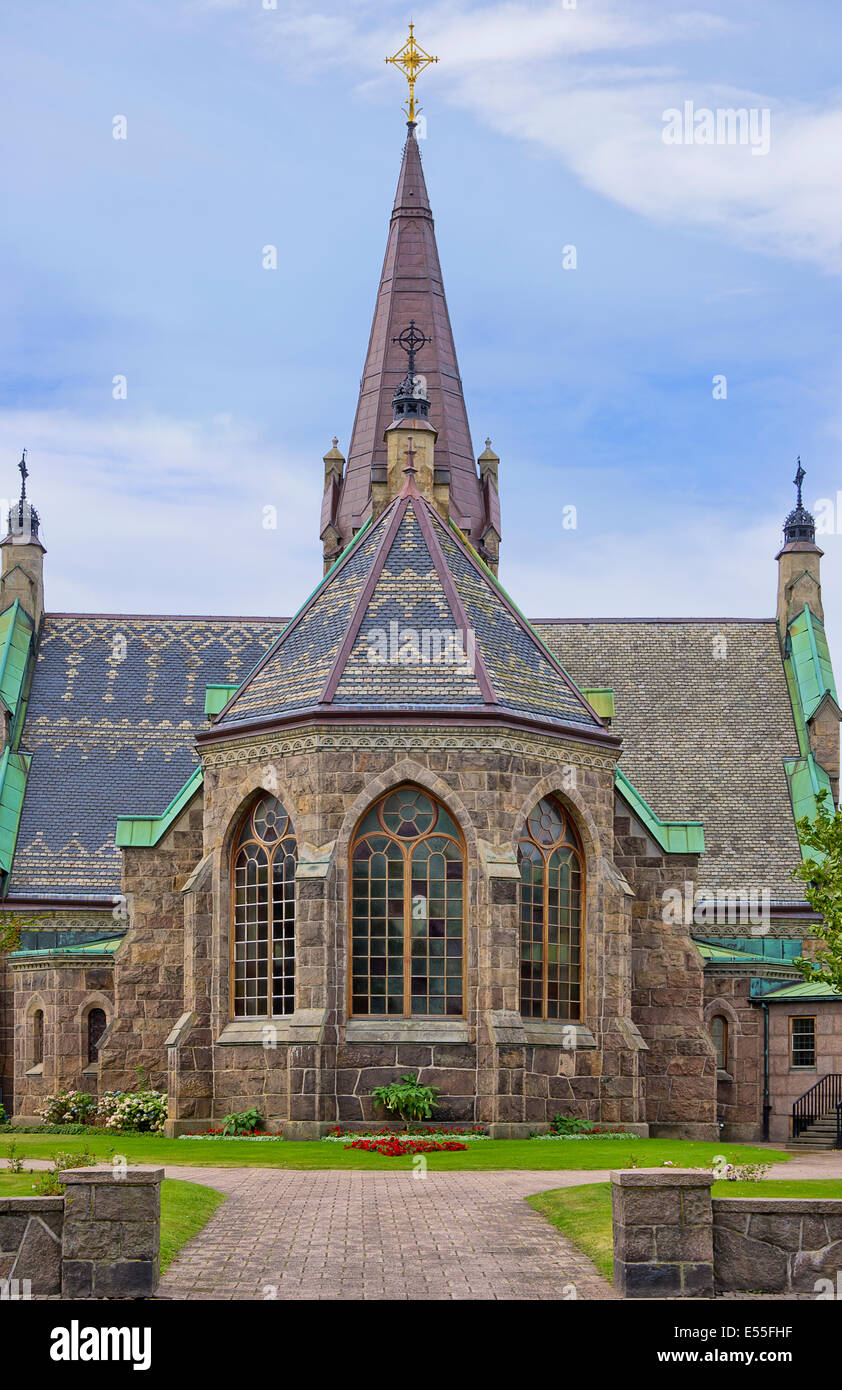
xmin=791 ymin=789 xmax=842 ymax=993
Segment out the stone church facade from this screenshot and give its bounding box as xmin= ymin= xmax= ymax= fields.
xmin=0 ymin=121 xmax=838 ymax=1142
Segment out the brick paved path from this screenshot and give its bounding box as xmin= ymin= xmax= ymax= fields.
xmin=158 ymin=1169 xmax=617 ymax=1301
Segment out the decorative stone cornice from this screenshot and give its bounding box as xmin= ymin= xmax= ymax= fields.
xmin=200 ymin=724 xmax=618 ymax=774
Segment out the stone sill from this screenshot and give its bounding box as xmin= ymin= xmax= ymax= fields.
xmin=716 ymin=1068 xmax=734 ymax=1083
xmin=217 ymin=1009 xmax=326 ymax=1046
xmin=25 ymin=1064 xmax=44 ymax=1077
xmin=523 ymin=1022 xmax=597 ymax=1049
xmin=345 ymin=1019 xmax=469 ymax=1045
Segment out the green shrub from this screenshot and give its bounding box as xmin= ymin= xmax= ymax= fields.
xmin=222 ymin=1108 xmax=264 ymax=1136
xmin=370 ymin=1073 xmax=440 ymax=1130
xmin=97 ymin=1090 xmax=167 ymax=1133
xmin=548 ymin=1115 xmax=598 ymax=1136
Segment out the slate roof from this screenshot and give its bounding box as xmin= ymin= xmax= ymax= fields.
xmin=8 ymin=614 xmax=283 ymax=900
xmin=535 ymin=618 xmax=804 ymax=898
xmin=214 ymin=480 xmax=607 ymax=735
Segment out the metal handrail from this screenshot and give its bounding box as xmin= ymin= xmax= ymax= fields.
xmin=837 ymin=1100 xmax=842 ymax=1151
xmin=792 ymin=1073 xmax=842 ymax=1139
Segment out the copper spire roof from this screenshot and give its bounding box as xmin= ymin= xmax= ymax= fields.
xmin=334 ymin=125 xmax=487 ymax=543
xmin=209 ymin=485 xmax=610 ymax=741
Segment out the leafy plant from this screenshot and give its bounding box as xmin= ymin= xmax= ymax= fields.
xmin=547 ymin=1114 xmax=598 ymax=1136
xmin=32 ymin=1171 xmax=65 ymax=1196
xmin=50 ymin=1148 xmax=94 ymax=1173
xmin=4 ymin=1141 xmax=23 ymax=1173
xmin=0 ymin=1103 xmax=8 ymax=1125
xmin=370 ymin=1073 xmax=440 ymax=1131
xmin=791 ymin=790 xmax=842 ymax=993
xmin=221 ymin=1107 xmax=264 ymax=1136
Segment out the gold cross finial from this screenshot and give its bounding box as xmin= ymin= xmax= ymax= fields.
xmin=385 ymin=21 xmax=439 ymax=124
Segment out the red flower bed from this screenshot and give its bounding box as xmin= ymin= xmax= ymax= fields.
xmin=345 ymin=1137 xmax=468 ymax=1155
xmin=327 ymin=1124 xmax=486 ymax=1139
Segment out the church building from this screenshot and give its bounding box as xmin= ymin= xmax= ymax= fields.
xmin=0 ymin=43 xmax=839 ymax=1144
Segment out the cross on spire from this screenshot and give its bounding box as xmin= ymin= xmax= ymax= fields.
xmin=794 ymin=456 xmax=805 ymax=507
xmin=392 ymin=319 xmax=432 ymax=379
xmin=385 ymin=21 xmax=439 ymax=124
xmin=18 ymin=448 xmax=28 ymax=501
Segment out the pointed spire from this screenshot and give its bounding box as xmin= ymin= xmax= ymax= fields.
xmin=336 ymin=123 xmax=488 ymax=547
xmin=782 ymin=456 xmax=816 ymax=546
xmin=7 ymin=449 xmax=40 ymax=542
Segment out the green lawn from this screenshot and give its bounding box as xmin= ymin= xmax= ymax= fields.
xmin=0 ymin=1170 xmax=225 ymax=1271
xmin=528 ymin=1179 xmax=842 ymax=1284
xmin=0 ymin=1131 xmax=790 ymax=1171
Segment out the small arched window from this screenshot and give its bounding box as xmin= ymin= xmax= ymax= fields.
xmin=87 ymin=1008 xmax=107 ymax=1065
xmin=711 ymin=1015 xmax=729 ymax=1071
xmin=32 ymin=1008 xmax=44 ymax=1066
xmin=350 ymin=786 xmax=465 ymax=1018
xmin=519 ymin=796 xmax=584 ymax=1021
xmin=231 ymin=794 xmax=297 ymax=1018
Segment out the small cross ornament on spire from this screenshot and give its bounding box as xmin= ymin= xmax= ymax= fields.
xmin=385 ymin=21 xmax=439 ymax=124
xmin=18 ymin=448 xmax=28 ymax=500
xmin=403 ymin=438 xmax=418 ymax=476
xmin=794 ymin=456 xmax=805 ymax=507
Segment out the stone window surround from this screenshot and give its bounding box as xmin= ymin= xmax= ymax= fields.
xmin=24 ymin=995 xmax=47 ymax=1073
xmin=75 ymin=992 xmax=112 ymax=1077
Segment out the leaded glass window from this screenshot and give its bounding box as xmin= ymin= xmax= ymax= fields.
xmin=519 ymin=796 xmax=583 ymax=1020
xmin=232 ymin=795 xmax=297 ymax=1018
xmin=87 ymin=1008 xmax=107 ymax=1065
xmin=711 ymin=1015 xmax=728 ymax=1070
xmin=350 ymin=786 xmax=465 ymax=1017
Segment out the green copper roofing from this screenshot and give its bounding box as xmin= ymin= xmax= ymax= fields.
xmin=784 ymin=754 xmax=833 ymax=861
xmin=0 ymin=601 xmax=33 ymax=713
xmin=0 ymin=748 xmax=31 ymax=874
xmin=8 ymin=935 xmax=124 ymax=961
xmin=762 ymin=979 xmax=841 ymax=1002
xmin=115 ymin=765 xmax=203 ymax=848
xmin=615 ymin=766 xmax=705 ymax=855
xmin=788 ymin=605 xmax=839 ymax=722
xmin=205 ymin=683 xmax=240 ymax=717
xmin=696 ymin=941 xmax=768 ymax=965
xmin=581 ymin=687 xmax=615 ymax=720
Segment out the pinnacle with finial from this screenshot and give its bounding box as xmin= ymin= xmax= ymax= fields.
xmin=385 ymin=21 xmax=439 ymax=124
xmin=18 ymin=448 xmax=28 ymax=501
xmin=794 ymin=456 xmax=805 ymax=507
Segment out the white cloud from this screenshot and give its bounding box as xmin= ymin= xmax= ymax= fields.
xmin=0 ymin=410 xmax=321 ymax=615
xmin=262 ymin=0 xmax=842 ymax=274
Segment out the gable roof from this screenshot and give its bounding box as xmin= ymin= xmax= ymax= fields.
xmin=213 ymin=483 xmax=609 ymax=738
xmin=535 ymin=618 xmax=804 ymax=898
xmin=5 ymin=613 xmax=283 ymax=900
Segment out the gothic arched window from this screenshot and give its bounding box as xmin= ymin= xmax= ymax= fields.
xmin=350 ymin=786 xmax=465 ymax=1018
xmin=711 ymin=1015 xmax=728 ymax=1071
xmin=232 ymin=794 xmax=297 ymax=1018
xmin=87 ymin=1008 xmax=107 ymax=1065
xmin=32 ymin=1008 xmax=44 ymax=1066
xmin=519 ymin=796 xmax=584 ymax=1020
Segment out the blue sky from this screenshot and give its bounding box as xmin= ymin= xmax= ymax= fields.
xmin=1 ymin=0 xmax=841 ymax=667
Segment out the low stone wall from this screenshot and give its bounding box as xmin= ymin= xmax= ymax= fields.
xmin=611 ymin=1169 xmax=842 ymax=1297
xmin=0 ymin=1195 xmax=63 ymax=1295
xmin=1 ymin=1167 xmax=162 ymax=1300
xmin=62 ymin=1167 xmax=163 ymax=1298
xmin=611 ymin=1169 xmax=714 ymax=1298
xmin=713 ymin=1199 xmax=842 ymax=1294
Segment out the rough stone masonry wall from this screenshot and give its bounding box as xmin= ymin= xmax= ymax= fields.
xmin=189 ymin=726 xmax=644 ymax=1132
xmin=703 ymin=973 xmax=763 ymax=1141
xmin=713 ymin=1198 xmax=842 ymax=1294
xmin=0 ymin=953 xmax=13 ymax=1116
xmin=100 ymin=800 xmax=204 ymax=1096
xmin=11 ymin=960 xmax=113 ymax=1119
xmin=616 ymin=809 xmax=717 ymax=1140
xmin=0 ymin=1194 xmax=63 ymax=1295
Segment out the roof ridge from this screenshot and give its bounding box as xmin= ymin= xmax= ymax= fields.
xmin=432 ymin=512 xmax=604 ymax=729
xmin=322 ymin=496 xmax=410 ymax=704
xmin=413 ymin=498 xmax=498 ymax=706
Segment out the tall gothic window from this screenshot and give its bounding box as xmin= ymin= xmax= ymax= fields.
xmin=350 ymin=786 xmax=465 ymax=1018
xmin=711 ymin=1014 xmax=728 ymax=1071
xmin=87 ymin=1008 xmax=107 ymax=1065
xmin=519 ymin=796 xmax=584 ymax=1020
xmin=32 ymin=1008 xmax=44 ymax=1066
xmin=232 ymin=794 xmax=297 ymax=1018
